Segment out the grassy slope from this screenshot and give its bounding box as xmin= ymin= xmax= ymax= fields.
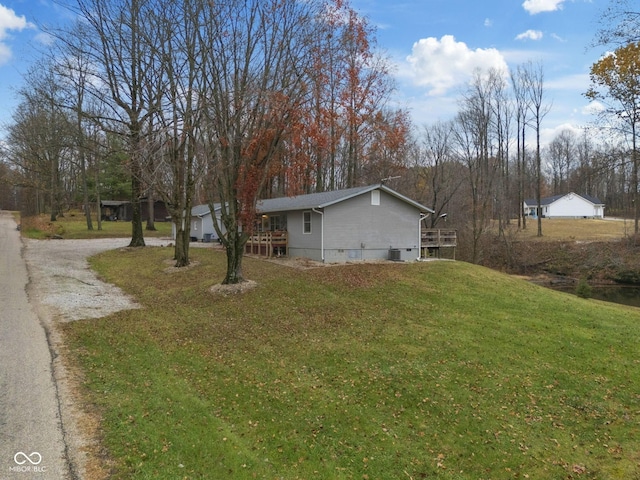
xmin=62 ymin=247 xmax=640 ymax=479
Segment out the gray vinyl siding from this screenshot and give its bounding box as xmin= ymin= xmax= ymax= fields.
xmin=286 ymin=210 xmax=323 ymax=262
xmin=258 ymin=188 xmax=424 ymax=262
xmin=185 ymin=212 xmax=224 ymax=241
xmin=323 ymin=190 xmax=420 ymax=262
xmin=191 ymin=217 xmax=204 ymax=240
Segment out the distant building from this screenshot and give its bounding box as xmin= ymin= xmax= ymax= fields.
xmin=100 ymin=199 xmax=168 ymax=222
xmin=524 ymin=193 xmax=604 ymax=219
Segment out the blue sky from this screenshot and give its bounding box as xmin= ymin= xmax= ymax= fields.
xmin=0 ymin=0 xmax=607 ymax=144
xmin=351 ymin=0 xmax=606 ymax=144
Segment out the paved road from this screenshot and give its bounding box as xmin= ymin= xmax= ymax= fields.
xmin=0 ymin=211 xmax=72 ymax=479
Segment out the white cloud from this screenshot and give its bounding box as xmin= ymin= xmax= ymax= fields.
xmin=34 ymin=32 xmax=55 ymax=46
xmin=581 ymin=100 xmax=606 ymax=116
xmin=406 ymin=35 xmax=508 ymax=96
xmin=0 ymin=3 xmax=33 ymax=65
xmin=522 ymin=0 xmax=565 ymax=15
xmin=515 ymin=29 xmax=544 ymax=41
xmin=484 ymin=18 xmax=493 ymax=27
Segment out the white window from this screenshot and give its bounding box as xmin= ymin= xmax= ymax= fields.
xmin=303 ymin=211 xmax=312 ymax=234
xmin=371 ymin=190 xmax=380 ymax=205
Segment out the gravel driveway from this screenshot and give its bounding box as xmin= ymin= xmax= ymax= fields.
xmin=24 ymin=237 xmax=172 ymax=322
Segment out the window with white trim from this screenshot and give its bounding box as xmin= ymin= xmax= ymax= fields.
xmin=303 ymin=211 xmax=312 ymax=234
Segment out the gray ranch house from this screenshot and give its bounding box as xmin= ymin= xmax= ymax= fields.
xmin=252 ymin=184 xmax=434 ymax=263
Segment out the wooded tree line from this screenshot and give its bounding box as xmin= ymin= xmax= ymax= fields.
xmin=0 ymin=0 xmax=639 ymax=275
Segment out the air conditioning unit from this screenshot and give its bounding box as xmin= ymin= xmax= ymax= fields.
xmin=389 ymin=248 xmax=401 ymax=261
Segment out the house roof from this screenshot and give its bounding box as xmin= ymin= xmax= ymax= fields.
xmin=101 ymin=200 xmax=130 ymax=207
xmin=524 ymin=192 xmax=604 ymax=207
xmin=191 ymin=203 xmax=222 ymax=217
xmin=190 ymin=185 xmax=433 ymax=217
xmin=257 ymin=184 xmax=433 ymax=214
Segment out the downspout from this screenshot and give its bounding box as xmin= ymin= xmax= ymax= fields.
xmin=419 ymin=213 xmax=430 ymax=260
xmin=312 ymin=208 xmax=324 ymax=262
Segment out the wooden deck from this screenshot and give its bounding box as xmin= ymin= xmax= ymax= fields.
xmin=245 ymin=231 xmax=288 ymax=257
xmin=421 ymin=229 xmax=457 ymax=259
xmin=244 ymin=229 xmax=456 ymax=260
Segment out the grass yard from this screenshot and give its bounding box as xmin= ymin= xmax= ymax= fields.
xmin=20 ymin=210 xmax=172 ymax=239
xmin=62 ymin=247 xmax=640 ymax=479
xmin=508 ymin=218 xmax=630 ymax=242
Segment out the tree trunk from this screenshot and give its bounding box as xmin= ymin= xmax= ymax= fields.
xmin=81 ymin=151 xmax=93 ymax=230
xmin=633 ymin=123 xmax=638 ymax=235
xmin=536 ymin=117 xmax=543 ymax=237
xmin=50 ymin=155 xmax=59 ymax=222
xmin=95 ymin=153 xmax=102 ymax=231
xmin=129 ymin=171 xmax=145 ymax=247
xmin=173 ymin=207 xmax=191 ymax=267
xmin=223 ymin=229 xmax=248 ymax=284
xmin=174 ymin=227 xmax=190 ymax=267
xmin=146 ymin=195 xmax=156 ymax=231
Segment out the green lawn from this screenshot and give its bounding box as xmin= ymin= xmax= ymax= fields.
xmin=62 ymin=248 xmax=640 ymax=479
xmin=20 ymin=211 xmax=172 ymax=239
xmin=506 ymin=218 xmax=629 ymax=242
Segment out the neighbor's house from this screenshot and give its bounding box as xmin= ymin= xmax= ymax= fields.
xmin=100 ymin=199 xmax=169 ymax=222
xmin=253 ymin=184 xmax=433 ymax=263
xmin=171 ymin=203 xmax=226 ymax=242
xmin=523 ymin=193 xmax=605 ymax=219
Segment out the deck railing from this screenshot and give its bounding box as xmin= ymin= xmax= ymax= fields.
xmin=421 ymin=229 xmax=457 ymax=247
xmin=246 ymin=231 xmax=288 ymax=257
xmin=421 ymin=229 xmax=457 ymax=259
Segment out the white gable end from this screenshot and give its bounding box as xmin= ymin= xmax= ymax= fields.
xmin=546 ymin=193 xmax=604 ymax=218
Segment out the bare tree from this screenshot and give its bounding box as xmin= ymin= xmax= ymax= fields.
xmin=414 ymin=120 xmax=462 ymax=228
xmin=198 ymin=0 xmax=321 ymax=284
xmin=72 ymin=0 xmax=167 ymax=247
xmin=453 ymin=69 xmax=504 ymax=263
xmin=546 ymin=129 xmax=577 ymax=194
xmin=511 ymin=65 xmax=532 ymax=229
xmin=6 ymin=62 xmax=74 ymax=220
xmin=144 ymin=0 xmax=205 ymax=267
xmin=523 ymin=61 xmax=551 ymax=237
xmin=51 ymin=28 xmax=97 ymax=230
xmin=594 ymin=0 xmax=640 ymax=47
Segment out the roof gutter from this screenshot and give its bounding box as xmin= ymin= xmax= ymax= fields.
xmin=312 ymin=208 xmax=324 ymax=262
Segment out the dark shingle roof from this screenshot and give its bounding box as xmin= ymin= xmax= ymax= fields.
xmin=257 ymin=184 xmax=433 ymax=214
xmin=525 ymin=193 xmax=604 ymax=206
xmin=190 ymin=185 xmax=433 ymax=217
xmin=191 ymin=203 xmax=221 ymax=217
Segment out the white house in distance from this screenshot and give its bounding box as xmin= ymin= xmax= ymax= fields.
xmin=524 ymin=193 xmax=605 ymax=219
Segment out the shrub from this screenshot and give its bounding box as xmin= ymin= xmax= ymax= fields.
xmin=576 ymin=277 xmax=592 ymax=299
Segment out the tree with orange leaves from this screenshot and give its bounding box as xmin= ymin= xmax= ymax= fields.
xmin=587 ymin=42 xmax=640 ymax=234
xmin=199 ymin=0 xmax=320 ymax=285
